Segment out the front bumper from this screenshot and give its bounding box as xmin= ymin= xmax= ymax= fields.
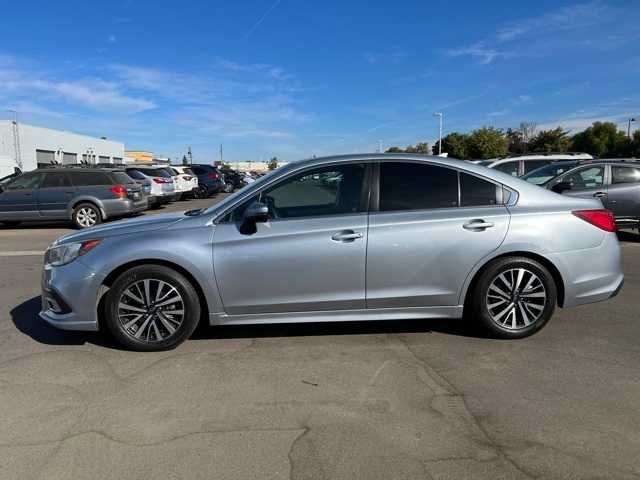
xmin=39 ymin=259 xmax=103 ymax=331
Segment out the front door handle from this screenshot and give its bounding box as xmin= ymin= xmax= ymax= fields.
xmin=331 ymin=230 xmax=363 ymax=242
xmin=463 ymin=220 xmax=495 ymax=231
xmin=593 ymin=192 xmax=607 ymax=198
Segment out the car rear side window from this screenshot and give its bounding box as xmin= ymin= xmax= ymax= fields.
xmin=612 ymin=166 xmax=640 ymax=184
xmin=69 ymin=171 xmax=111 ymax=186
xmin=111 ymin=172 xmax=136 ymax=184
xmin=523 ymin=160 xmax=550 ymax=174
xmin=460 ymin=173 xmax=499 ymax=207
xmin=493 ymin=161 xmax=519 ymax=176
xmin=379 ymin=162 xmax=458 ymax=211
xmin=41 ymin=173 xmax=72 ymax=188
xmin=126 ymin=169 xmax=146 ymax=180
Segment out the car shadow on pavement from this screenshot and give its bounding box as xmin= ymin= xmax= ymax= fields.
xmin=12 ymin=296 xmax=488 ymax=349
xmin=10 ymin=296 xmax=121 ymax=349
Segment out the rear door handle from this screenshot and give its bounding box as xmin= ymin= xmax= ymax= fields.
xmin=331 ymin=230 xmax=363 ymax=242
xmin=593 ymin=192 xmax=607 ymax=198
xmin=463 ymin=220 xmax=495 ymax=231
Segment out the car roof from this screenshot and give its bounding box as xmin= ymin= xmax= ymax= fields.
xmin=32 ymin=167 xmax=123 ymax=173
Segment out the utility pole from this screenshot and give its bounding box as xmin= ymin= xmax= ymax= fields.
xmin=433 ymin=112 xmax=443 ymax=155
xmin=628 ymin=118 xmax=636 ymax=138
xmin=7 ymin=109 xmax=22 ymax=170
xmin=187 ymin=146 xmax=193 ymax=165
xmin=377 ymin=140 xmax=383 ymax=153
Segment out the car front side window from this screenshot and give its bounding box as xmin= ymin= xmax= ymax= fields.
xmin=5 ymin=173 xmax=43 ymax=190
xmin=560 ymin=166 xmax=604 ymax=189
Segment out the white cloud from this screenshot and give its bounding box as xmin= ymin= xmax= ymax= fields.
xmin=445 ymin=43 xmax=510 ymax=64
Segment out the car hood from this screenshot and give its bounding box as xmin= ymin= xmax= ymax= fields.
xmin=54 ymin=212 xmax=187 ymax=245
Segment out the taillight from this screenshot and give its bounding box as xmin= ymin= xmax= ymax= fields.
xmin=208 ymin=172 xmax=221 ymax=180
xmin=184 ymin=175 xmax=192 ymax=181
xmin=572 ymin=209 xmax=616 ymax=232
xmin=110 ymin=184 xmax=127 ymax=198
xmin=153 ymin=177 xmax=168 ymax=184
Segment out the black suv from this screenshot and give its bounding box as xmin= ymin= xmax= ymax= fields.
xmin=523 ymin=159 xmax=640 ymax=230
xmin=219 ymin=168 xmax=246 ymax=193
xmin=0 ymin=168 xmax=147 ymax=229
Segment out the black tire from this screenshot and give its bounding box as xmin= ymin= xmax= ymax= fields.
xmin=471 ymin=256 xmax=557 ymax=339
xmin=223 ymin=182 xmax=234 ymax=193
xmin=1 ymin=221 xmax=21 ymax=227
xmin=104 ymin=265 xmax=201 ymax=351
xmin=72 ymin=202 xmax=102 ymax=229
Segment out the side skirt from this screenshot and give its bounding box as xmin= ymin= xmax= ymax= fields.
xmin=209 ymin=305 xmax=463 ymax=326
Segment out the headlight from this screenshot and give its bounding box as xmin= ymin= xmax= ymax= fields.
xmin=44 ymin=239 xmax=102 ymax=267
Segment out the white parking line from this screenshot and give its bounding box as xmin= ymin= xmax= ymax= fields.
xmin=0 ymin=250 xmax=45 ymax=257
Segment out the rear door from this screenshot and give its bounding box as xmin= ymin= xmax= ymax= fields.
xmin=606 ymin=165 xmax=640 ymax=218
xmin=550 ymin=165 xmax=606 ymax=203
xmin=38 ymin=172 xmax=75 ymax=217
xmin=366 ymin=162 xmax=510 ymax=308
xmin=0 ymin=172 xmax=43 ymax=220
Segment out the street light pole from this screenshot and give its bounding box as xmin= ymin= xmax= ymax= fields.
xmin=628 ymin=118 xmax=636 ymax=138
xmin=433 ymin=112 xmax=443 ymax=155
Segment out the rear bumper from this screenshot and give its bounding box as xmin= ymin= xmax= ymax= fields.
xmin=549 ymin=233 xmax=624 ymax=308
xmin=102 ymin=198 xmax=148 ymax=219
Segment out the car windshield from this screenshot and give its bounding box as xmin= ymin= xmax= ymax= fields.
xmin=521 ymin=163 xmax=578 ymax=185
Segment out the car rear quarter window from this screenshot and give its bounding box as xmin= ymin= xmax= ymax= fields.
xmin=612 ymin=166 xmax=640 ymax=184
xmin=493 ymin=161 xmax=519 ymax=176
xmin=523 ymin=160 xmax=550 ymax=174
xmin=41 ymin=173 xmax=72 ymax=188
xmin=380 ymin=162 xmax=458 ymax=211
xmin=126 ymin=169 xmax=146 ymax=180
xmin=460 ymin=173 xmax=499 ymax=207
xmin=69 ymin=171 xmax=111 ymax=186
xmin=111 ymin=172 xmax=136 ymax=184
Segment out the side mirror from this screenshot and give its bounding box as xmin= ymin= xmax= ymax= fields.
xmin=551 ymin=181 xmax=571 ymax=194
xmin=239 ymin=202 xmax=269 ymax=235
xmin=244 ymin=202 xmax=270 ymax=223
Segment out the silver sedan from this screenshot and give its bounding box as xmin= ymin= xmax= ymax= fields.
xmin=40 ymin=154 xmax=623 ymax=351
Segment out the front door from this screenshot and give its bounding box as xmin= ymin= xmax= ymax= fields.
xmin=605 ymin=165 xmax=640 ymax=218
xmin=366 ymin=162 xmax=510 ymax=308
xmin=0 ymin=172 xmax=43 ymax=220
xmin=551 ymin=165 xmax=607 ymax=203
xmin=213 ymin=162 xmax=369 ymax=315
xmin=38 ymin=172 xmax=76 ymax=218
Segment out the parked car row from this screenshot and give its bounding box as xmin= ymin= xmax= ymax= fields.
xmin=472 ymin=152 xmax=640 ymax=232
xmin=0 ymin=163 xmax=255 ymax=229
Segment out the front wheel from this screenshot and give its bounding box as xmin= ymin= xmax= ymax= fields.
xmin=104 ymin=265 xmax=201 ymax=351
xmin=223 ymin=182 xmax=234 ymax=193
xmin=472 ymin=257 xmax=557 ymax=339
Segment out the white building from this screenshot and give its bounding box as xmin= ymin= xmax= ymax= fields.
xmin=0 ymin=120 xmax=125 ymax=177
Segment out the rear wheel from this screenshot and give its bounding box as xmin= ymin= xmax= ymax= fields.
xmin=72 ymin=203 xmax=102 ymax=229
xmin=472 ymin=257 xmax=557 ymax=339
xmin=223 ymin=182 xmax=234 ymax=193
xmin=104 ymin=265 xmax=201 ymax=351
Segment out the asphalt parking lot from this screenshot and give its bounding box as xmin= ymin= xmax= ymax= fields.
xmin=1 ymin=196 xmax=640 ymax=479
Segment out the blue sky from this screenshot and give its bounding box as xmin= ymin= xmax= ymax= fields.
xmin=1 ymin=0 xmax=639 ymax=162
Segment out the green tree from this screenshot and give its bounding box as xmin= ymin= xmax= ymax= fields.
xmin=528 ymin=127 xmax=572 ymax=153
xmin=414 ymin=142 xmax=430 ymax=154
xmin=466 ymin=127 xmax=509 ymax=159
xmin=267 ymin=157 xmax=279 ymax=170
xmin=572 ymin=122 xmax=629 ymax=157
xmin=433 ymin=132 xmax=469 ymax=159
xmin=385 ymin=146 xmax=404 ymax=153
xmin=631 ymin=130 xmax=640 ymax=157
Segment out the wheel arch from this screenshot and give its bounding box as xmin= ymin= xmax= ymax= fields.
xmin=98 ymin=259 xmax=211 ymax=329
xmin=462 ymin=251 xmax=566 ymax=309
xmin=69 ymin=198 xmax=105 ymax=221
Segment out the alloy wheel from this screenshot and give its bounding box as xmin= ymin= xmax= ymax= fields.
xmin=76 ymin=207 xmax=98 ymax=227
xmin=117 ymin=279 xmax=185 ymax=343
xmin=485 ymin=268 xmax=547 ymax=330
